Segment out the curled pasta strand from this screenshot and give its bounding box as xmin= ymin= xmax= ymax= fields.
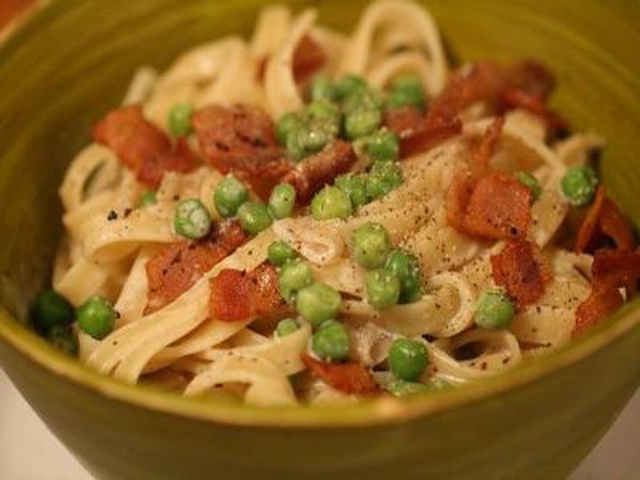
xmin=184 ymin=354 xmax=297 ymax=406
xmin=264 ymin=9 xmax=317 ymax=118
xmin=338 ymin=0 xmax=447 ymax=96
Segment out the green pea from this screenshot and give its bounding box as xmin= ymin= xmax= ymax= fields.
xmin=310 ymin=76 xmax=338 ymax=102
xmin=365 ymin=269 xmax=401 ymax=309
xmin=173 ymin=198 xmax=212 ymax=239
xmin=335 ymin=75 xmax=368 ymax=101
xmin=307 ymin=99 xmax=341 ymax=127
xmin=474 ymin=289 xmax=515 ymax=331
xmin=311 ymin=186 xmax=353 ymax=220
xmin=139 ymin=190 xmax=157 ymax=207
xmin=387 ymin=75 xmax=426 ymax=110
xmin=296 ymin=282 xmax=342 ymax=326
xmin=168 ymin=102 xmax=194 ymax=137
xmin=388 ymin=338 xmax=429 ymax=382
xmin=32 ymin=290 xmax=74 ymax=333
xmin=311 ymin=319 xmax=350 ymax=362
xmin=276 ymin=112 xmax=304 ymax=146
xmin=214 ymin=175 xmax=248 ymax=218
xmin=366 ymin=161 xmax=403 ymax=200
xmin=76 ymin=296 xmax=117 ymax=340
xmin=386 ymin=380 xmax=431 ymax=397
xmin=387 ymin=378 xmax=451 ymax=397
xmin=286 ymin=120 xmax=336 ymax=161
xmin=237 ymin=202 xmax=273 ymax=234
xmin=285 ymin=126 xmax=309 ymax=162
xmin=385 ymin=249 xmax=422 ymax=303
xmin=561 ymin=165 xmax=598 ymax=206
xmin=46 ymin=325 xmax=78 ymax=356
xmin=303 ymin=120 xmax=336 ymax=153
xmin=268 ymin=183 xmax=297 ymax=219
xmin=278 ymin=259 xmax=313 ymax=302
xmin=516 ymin=172 xmax=542 ymax=202
xmin=334 ymin=173 xmax=368 ymax=208
xmin=351 ymin=222 xmax=391 ymax=269
xmin=345 ymin=105 xmax=382 ymax=140
xmin=276 ymin=318 xmax=300 ymax=338
xmin=366 ymin=128 xmax=400 ymax=162
xmin=268 ymin=240 xmax=298 ymax=267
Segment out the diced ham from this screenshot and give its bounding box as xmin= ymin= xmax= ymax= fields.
xmin=282 ymin=140 xmax=357 ymax=203
xmin=145 ymin=220 xmax=249 ymax=314
xmin=575 ymin=186 xmax=636 ymax=253
xmin=458 ymin=171 xmax=532 ymax=240
xmin=490 ymin=238 xmax=550 ymax=307
xmin=574 ymin=249 xmax=640 ymax=335
xmin=93 ymin=105 xmax=198 ymax=188
xmin=209 ymin=263 xmax=283 ymax=322
xmin=301 ymin=354 xmax=380 ymax=395
xmin=193 ymin=104 xmax=290 ymax=200
xmin=293 ymin=34 xmax=327 ymax=85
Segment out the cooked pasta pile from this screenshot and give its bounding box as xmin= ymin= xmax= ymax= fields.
xmin=37 ymin=0 xmax=639 ymax=406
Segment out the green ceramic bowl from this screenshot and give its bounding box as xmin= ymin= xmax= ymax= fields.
xmin=1 ymin=1 xmax=640 ymax=479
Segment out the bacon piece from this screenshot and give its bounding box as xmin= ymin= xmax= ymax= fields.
xmin=575 ymin=186 xmax=607 ymax=253
xmin=505 ymin=60 xmax=556 ymax=101
xmin=283 ymin=140 xmax=357 ymax=203
xmin=209 ymin=263 xmax=283 ymax=322
xmin=575 ymin=186 xmax=636 ymax=253
xmin=302 ymin=354 xmax=379 ymax=396
xmin=499 ymin=88 xmax=568 ymax=134
xmin=574 ymin=250 xmax=640 ymax=335
xmin=193 ymin=104 xmax=290 ymax=200
xmin=193 ymin=104 xmax=283 ymax=171
xmin=471 ymin=116 xmax=505 ymax=169
xmin=460 ymin=172 xmax=532 ymax=240
xmin=293 ymin=34 xmax=327 ymax=85
xmin=383 ymin=106 xmax=424 ymax=137
xmin=145 ymin=221 xmax=249 ymax=314
xmin=491 ymin=239 xmax=550 ymax=307
xmin=426 ymin=60 xmax=564 ymax=135
xmin=399 ymin=117 xmax=463 ymax=158
xmin=93 ymin=105 xmax=198 ymax=188
xmin=383 ymin=106 xmax=462 ymax=158
xmin=600 ymin=197 xmax=636 ymax=251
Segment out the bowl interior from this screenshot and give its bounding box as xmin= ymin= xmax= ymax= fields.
xmin=0 ymin=0 xmax=640 ymax=421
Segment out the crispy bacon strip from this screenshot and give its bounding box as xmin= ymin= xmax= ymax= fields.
xmin=209 ymin=263 xmax=283 ymax=322
xmin=383 ymin=107 xmax=462 ymax=158
xmin=458 ymin=172 xmax=532 ymax=240
xmin=575 ymin=186 xmax=636 ymax=253
xmin=293 ymin=34 xmax=327 ymax=85
xmin=471 ymin=116 xmax=505 ymax=169
xmin=302 ymin=355 xmax=379 ymax=395
xmin=427 ymin=60 xmax=564 ymax=134
xmin=491 ymin=239 xmax=550 ymax=307
xmin=282 ymin=140 xmax=357 ymax=203
xmin=93 ymin=105 xmax=198 ymax=188
xmin=145 ymin=221 xmax=249 ymax=314
xmin=193 ymin=104 xmax=289 ymax=199
xmin=574 ymin=250 xmax=640 ymax=335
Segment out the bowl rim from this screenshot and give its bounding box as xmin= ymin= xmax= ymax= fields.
xmin=1 ymin=0 xmax=640 ymax=429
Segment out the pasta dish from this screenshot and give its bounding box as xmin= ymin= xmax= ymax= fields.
xmin=31 ymin=0 xmax=640 ymax=406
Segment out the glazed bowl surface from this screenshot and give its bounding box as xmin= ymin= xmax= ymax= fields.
xmin=1 ymin=1 xmax=640 ymax=479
